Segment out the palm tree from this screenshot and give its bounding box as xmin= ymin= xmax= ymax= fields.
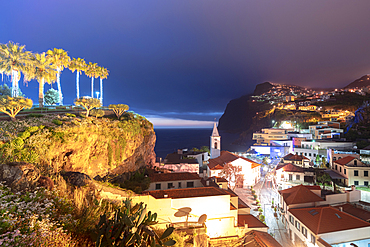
xmin=85 ymin=62 xmax=99 ymax=98
xmin=69 ymin=58 xmax=87 ymax=100
xmin=98 ymin=66 xmax=109 ymax=105
xmin=0 ymin=41 xmax=33 ymax=97
xmin=46 ymin=48 xmax=71 ymax=105
xmin=25 ymin=53 xmax=56 ymax=107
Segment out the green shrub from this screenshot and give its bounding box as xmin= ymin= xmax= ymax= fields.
xmin=33 ymin=107 xmax=47 ymax=110
xmin=90 ymin=109 xmax=105 ymax=118
xmin=26 ymin=113 xmax=44 ymax=118
xmin=65 ymin=113 xmax=76 ymax=117
xmin=52 ymin=119 xmax=63 ymax=125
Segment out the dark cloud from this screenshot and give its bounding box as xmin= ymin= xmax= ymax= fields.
xmin=1 ymin=0 xmax=370 ymax=125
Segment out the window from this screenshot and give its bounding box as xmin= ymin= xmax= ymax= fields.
xmin=311 ymin=234 xmax=316 ymax=245
xmin=289 ymin=174 xmax=293 ymax=181
xmin=289 ymin=215 xmax=294 ymax=225
xmin=365 ymin=171 xmax=369 ymax=177
xmin=281 ymin=174 xmax=284 ymax=179
xmin=354 ymin=160 xmax=357 ymax=166
xmin=296 ymin=175 xmax=300 ymax=180
xmin=155 ymin=184 xmax=161 ymax=190
xmin=214 ymin=142 xmax=217 ymax=149
xmin=302 ymin=227 xmax=307 ymax=238
xmin=340 ymin=167 xmax=342 ymax=173
xmin=295 ymin=221 xmax=300 ymax=230
xmin=344 ymin=169 xmax=346 ymax=175
xmin=354 ymin=181 xmax=359 ymax=186
xmin=354 ymin=170 xmax=359 ymax=176
xmin=364 ymin=181 xmax=369 ymax=186
xmin=309 ymin=153 xmax=312 ymax=157
xmin=314 ymin=154 xmax=316 ymax=157
xmin=167 ymin=183 xmax=173 ymax=189
xmin=335 ymin=165 xmax=338 ymax=170
xmin=178 ymin=182 xmax=182 ymax=188
xmin=305 ymin=153 xmax=307 ymax=156
xmin=187 ymin=181 xmax=194 ymax=188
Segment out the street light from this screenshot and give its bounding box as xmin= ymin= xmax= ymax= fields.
xmin=96 ymin=91 xmax=100 ymax=99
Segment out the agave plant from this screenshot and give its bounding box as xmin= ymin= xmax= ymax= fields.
xmin=95 ymin=198 xmax=176 ymax=247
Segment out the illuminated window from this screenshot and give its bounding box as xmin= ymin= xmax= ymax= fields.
xmin=155 ymin=184 xmax=161 ymax=190
xmin=295 ymin=221 xmax=300 ymax=230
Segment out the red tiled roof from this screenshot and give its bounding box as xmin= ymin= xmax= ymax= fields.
xmin=149 ymin=172 xmax=201 ymax=182
xmin=242 ymin=230 xmax=282 ymax=247
xmin=303 ymin=185 xmax=321 ymax=190
xmin=279 ymin=184 xmax=324 ymax=205
xmin=276 ymin=163 xmax=304 ymax=173
xmin=334 ymin=156 xmax=355 ymax=166
xmin=317 ymin=238 xmax=332 ymax=247
xmin=333 ymin=203 xmax=370 ymax=222
xmin=238 ymin=198 xmax=250 ymax=209
xmin=230 ymin=203 xmax=237 ymax=210
xmin=283 ymin=153 xmax=309 ymax=161
xmin=237 ymin=214 xmax=268 ymax=228
xmin=143 ymin=186 xmax=236 ymax=199
xmin=289 ymin=206 xmax=370 ymax=234
xmin=208 ymin=151 xmax=261 ymax=170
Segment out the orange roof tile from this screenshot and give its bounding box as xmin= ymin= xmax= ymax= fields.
xmin=208 ymin=151 xmax=261 ymax=170
xmin=237 ymin=214 xmax=268 ymax=228
xmin=242 ymin=230 xmax=282 ymax=247
xmin=143 ymin=186 xmax=236 ymax=199
xmin=149 ymin=172 xmax=201 ymax=182
xmin=334 ymin=156 xmax=356 ymax=166
xmin=333 ymin=203 xmax=370 ymax=222
xmin=238 ymin=198 xmax=250 ymax=209
xmin=276 ymin=163 xmax=304 ymax=173
xmin=279 ymin=184 xmax=324 ymax=205
xmin=283 ymin=153 xmax=309 ymax=161
xmin=289 ymin=206 xmax=370 ymax=234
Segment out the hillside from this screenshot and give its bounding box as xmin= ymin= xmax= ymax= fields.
xmin=344 ymin=75 xmax=370 ymax=89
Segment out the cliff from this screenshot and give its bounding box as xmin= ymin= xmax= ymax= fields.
xmin=0 ymin=112 xmax=156 ymax=178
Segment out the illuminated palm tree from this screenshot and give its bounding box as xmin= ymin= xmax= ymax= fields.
xmin=98 ymin=66 xmax=109 ymax=105
xmin=69 ymin=58 xmax=87 ymax=100
xmin=46 ymin=48 xmax=71 ymax=105
xmin=25 ymin=53 xmax=56 ymax=107
xmin=85 ymin=62 xmax=99 ymax=98
xmin=0 ymin=41 xmax=33 ymax=97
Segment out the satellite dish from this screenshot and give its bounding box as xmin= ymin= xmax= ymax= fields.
xmin=198 ymin=214 xmax=207 ymax=224
xmin=174 ymin=207 xmax=192 ymax=217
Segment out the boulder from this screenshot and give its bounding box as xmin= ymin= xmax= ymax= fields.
xmin=0 ymin=162 xmax=40 ymax=191
xmin=61 ymin=171 xmax=92 ymax=187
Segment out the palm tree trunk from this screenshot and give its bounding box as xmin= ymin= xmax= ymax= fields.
xmin=91 ymin=77 xmax=94 ymax=98
xmin=39 ymin=78 xmax=44 ymax=107
xmin=11 ymin=70 xmax=18 ymax=97
xmin=76 ymin=71 xmax=80 ymax=99
xmin=100 ymin=78 xmax=103 ymax=105
xmin=56 ymin=67 xmax=63 ymax=105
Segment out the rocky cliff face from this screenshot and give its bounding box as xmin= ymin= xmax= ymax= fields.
xmin=0 ymin=113 xmax=156 ymax=178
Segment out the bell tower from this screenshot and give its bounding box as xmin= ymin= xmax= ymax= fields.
xmin=210 ymin=122 xmax=221 ymax=159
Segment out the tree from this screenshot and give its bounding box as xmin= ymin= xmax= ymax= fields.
xmin=109 ymin=104 xmax=129 ymax=119
xmin=75 ymin=98 xmax=101 ymax=117
xmin=0 ymin=96 xmax=33 ymax=121
xmin=85 ymin=62 xmax=99 ymax=98
xmin=316 ymin=172 xmax=332 ymax=190
xmin=69 ymin=57 xmax=87 ymax=100
xmin=46 ymin=48 xmax=71 ymax=105
xmin=0 ymin=41 xmax=33 ymax=97
xmin=25 ymin=53 xmax=56 ymax=107
xmin=97 ymin=66 xmax=109 ymax=105
xmin=219 ymin=163 xmax=244 ymax=191
xmin=0 ymin=84 xmax=25 ymax=97
xmin=90 ymin=109 xmax=105 ymax=118
xmin=44 ymin=88 xmax=59 ymax=105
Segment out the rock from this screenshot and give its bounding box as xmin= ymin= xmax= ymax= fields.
xmin=37 ymin=176 xmax=54 ymax=190
xmin=0 ymin=162 xmax=40 ymax=191
xmin=61 ymin=171 xmax=91 ymax=187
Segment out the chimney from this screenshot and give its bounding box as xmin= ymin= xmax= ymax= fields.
xmin=206 ymin=181 xmax=210 ymax=186
xmin=339 ymin=207 xmax=343 ymax=212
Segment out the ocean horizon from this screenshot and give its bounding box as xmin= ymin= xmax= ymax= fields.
xmin=154 ymin=128 xmax=250 ymax=159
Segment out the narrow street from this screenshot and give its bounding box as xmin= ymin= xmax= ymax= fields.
xmin=236 ymin=164 xmax=295 ymax=247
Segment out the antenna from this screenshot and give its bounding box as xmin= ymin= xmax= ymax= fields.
xmin=198 ymin=214 xmax=207 ymax=225
xmin=174 ymin=207 xmax=192 ymax=226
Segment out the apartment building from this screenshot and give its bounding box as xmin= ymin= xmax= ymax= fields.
xmin=331 ymin=156 xmax=370 ymax=187
xmin=309 ymin=121 xmax=343 ymax=139
xmin=253 ymin=128 xmax=294 ymax=144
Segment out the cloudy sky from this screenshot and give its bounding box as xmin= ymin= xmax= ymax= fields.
xmin=1 ymin=1 xmax=370 ymax=127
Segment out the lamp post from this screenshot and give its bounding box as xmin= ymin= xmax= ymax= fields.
xmin=95 ymin=91 xmax=100 ymax=99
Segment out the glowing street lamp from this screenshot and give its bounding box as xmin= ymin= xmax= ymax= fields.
xmin=96 ymin=91 xmax=100 ymax=99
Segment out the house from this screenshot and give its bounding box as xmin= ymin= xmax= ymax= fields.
xmin=135 ymin=186 xmax=262 ymax=238
xmin=161 ymin=151 xmax=201 ymax=174
xmin=298 ymin=105 xmax=317 ymax=111
xmin=275 ymin=163 xmax=305 ymax=185
xmin=332 ymin=203 xmax=370 ymax=222
xmin=281 ymin=153 xmax=310 ymax=168
xmin=309 ymin=121 xmax=343 ymax=140
xmin=288 ymin=206 xmax=370 ymax=246
xmin=359 ymin=144 xmax=370 ymax=164
xmin=147 ymin=172 xmax=203 ymax=191
xmin=331 ymin=156 xmax=370 ymax=187
xmin=207 ymin=151 xmax=261 ymax=187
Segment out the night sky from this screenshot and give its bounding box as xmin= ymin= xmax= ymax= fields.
xmin=2 ymin=1 xmax=370 ymax=127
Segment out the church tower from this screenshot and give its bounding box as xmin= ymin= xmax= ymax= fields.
xmin=210 ymin=122 xmax=221 ymax=159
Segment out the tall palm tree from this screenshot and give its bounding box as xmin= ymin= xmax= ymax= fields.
xmin=98 ymin=66 xmax=109 ymax=105
xmin=25 ymin=53 xmax=56 ymax=107
xmin=0 ymin=41 xmax=33 ymax=97
xmin=46 ymin=48 xmax=71 ymax=105
xmin=69 ymin=58 xmax=87 ymax=100
xmin=85 ymin=62 xmax=99 ymax=98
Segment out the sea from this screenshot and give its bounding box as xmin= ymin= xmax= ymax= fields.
xmin=154 ymin=128 xmax=251 ymax=159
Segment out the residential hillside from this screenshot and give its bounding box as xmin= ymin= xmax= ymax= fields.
xmin=344 ymin=74 xmax=370 ymax=89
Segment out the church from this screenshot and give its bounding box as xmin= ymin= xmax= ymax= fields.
xmin=207 ymin=122 xmax=261 ymax=188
